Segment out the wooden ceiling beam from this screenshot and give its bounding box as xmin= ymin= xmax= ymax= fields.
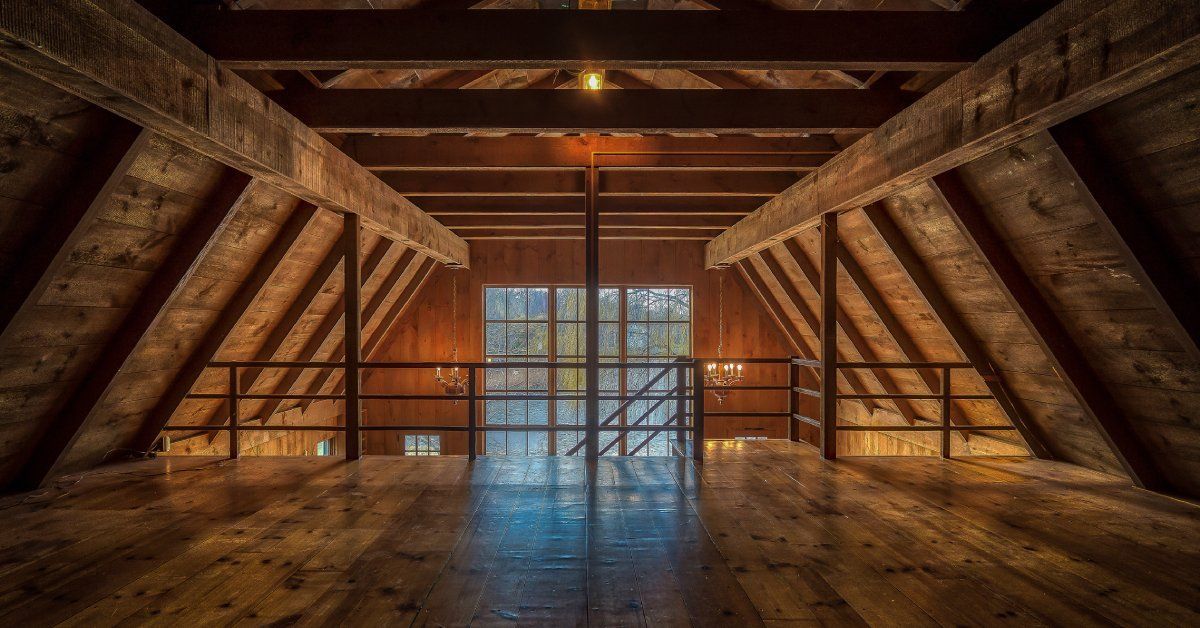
xmin=181 ymin=10 xmax=1026 ymax=71
xmin=457 ymin=228 xmax=722 ymax=241
xmin=931 ymin=171 xmax=1163 ymax=488
xmin=346 ymin=135 xmax=842 ymax=170
xmin=706 ymin=0 xmax=1200 ymax=267
xmin=12 ymin=169 xmax=255 ymax=490
xmin=0 ymin=0 xmax=469 ymax=266
xmin=0 ymin=123 xmax=149 ymax=351
xmin=412 ymin=196 xmax=763 ymax=216
xmin=437 ymin=215 xmax=740 ymax=229
xmin=859 ymin=203 xmax=1048 ymax=458
xmin=1046 ymin=123 xmax=1200 ymax=364
xmin=279 ymin=89 xmax=917 ymax=134
xmin=380 ymin=170 xmax=802 ymax=197
xmin=132 ymin=200 xmax=321 ymax=453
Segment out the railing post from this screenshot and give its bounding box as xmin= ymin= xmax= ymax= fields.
xmin=675 ymin=359 xmax=686 ymax=446
xmin=820 ymin=211 xmax=838 ymax=460
xmin=693 ymin=361 xmax=705 ymax=462
xmin=468 ymin=366 xmax=478 ymax=460
xmin=343 ymin=213 xmax=362 ymax=460
xmin=228 ymin=365 xmax=239 ymax=459
xmin=788 ymin=357 xmax=799 ymax=442
xmin=941 ymin=367 xmax=952 ymax=458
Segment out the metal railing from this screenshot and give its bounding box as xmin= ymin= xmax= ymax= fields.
xmin=160 ymin=356 xmax=797 ymax=461
xmin=787 ymin=359 xmax=1017 ymax=459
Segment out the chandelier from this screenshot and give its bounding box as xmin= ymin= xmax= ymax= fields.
xmin=705 ymin=269 xmax=744 ymax=404
xmin=435 ymin=269 xmax=469 ymax=400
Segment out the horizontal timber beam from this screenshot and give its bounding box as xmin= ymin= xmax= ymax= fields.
xmin=438 ymin=215 xmax=740 ymax=229
xmin=279 ymin=89 xmax=917 ymax=134
xmin=180 ymin=10 xmax=1026 ymax=71
xmin=0 ymin=0 xmax=469 ymax=267
xmin=381 ymin=170 xmax=801 ymax=197
xmin=411 ymin=196 xmax=764 ymax=216
xmin=346 ymin=135 xmax=842 ymax=170
xmin=706 ymin=0 xmax=1200 ymax=267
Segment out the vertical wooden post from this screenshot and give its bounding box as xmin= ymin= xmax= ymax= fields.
xmin=228 ymin=366 xmax=240 ymax=460
xmin=584 ymin=164 xmax=600 ymax=460
xmin=343 ymin=213 xmax=363 ymax=460
xmin=693 ymin=361 xmax=705 ymax=462
xmin=788 ymin=358 xmax=800 ymax=442
xmin=820 ymin=212 xmax=839 ymax=460
xmin=468 ymin=366 xmax=478 ymax=460
xmin=941 ymin=367 xmax=952 ymax=459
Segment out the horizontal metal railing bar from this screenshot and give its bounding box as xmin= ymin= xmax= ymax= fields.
xmin=791 ymin=413 xmax=821 ymax=427
xmin=835 ymin=425 xmax=1016 ymax=432
xmin=162 ymin=424 xmax=347 ymax=432
xmin=793 ymin=386 xmax=820 ymax=397
xmin=836 ymin=393 xmax=994 ymax=400
xmin=185 ymin=393 xmax=345 ymax=400
xmin=836 ymin=361 xmax=975 ymax=369
xmin=363 ymin=360 xmax=693 ymax=369
xmin=703 ymin=411 xmax=790 ymax=417
xmin=692 ymin=357 xmax=792 ymax=364
xmin=208 ymin=360 xmax=346 ymax=369
xmin=704 ymin=385 xmax=789 ymax=391
xmin=358 ymin=393 xmax=697 ymax=401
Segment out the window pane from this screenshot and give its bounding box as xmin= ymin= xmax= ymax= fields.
xmin=486 ymin=431 xmax=505 ymax=455
xmin=506 ymin=323 xmax=528 ymax=354
xmin=600 ymin=288 xmax=620 ymax=321
xmin=529 ymin=323 xmax=549 ymax=356
xmin=485 ymin=287 xmax=506 ymax=320
xmin=648 ymin=288 xmax=669 ymax=321
xmin=506 ymin=288 xmax=528 ymax=320
xmin=528 ymin=288 xmax=549 ymax=321
xmin=599 ymin=322 xmax=620 ymax=357
xmin=669 ymin=288 xmax=690 ymax=322
xmin=648 ymin=323 xmax=669 ymax=356
xmin=670 ymin=322 xmax=690 ymax=357
xmin=557 ymin=288 xmax=579 ymax=321
xmin=529 ymin=431 xmax=549 ymax=455
xmin=627 ymin=322 xmax=648 ymax=355
xmin=627 ymin=288 xmax=647 ymax=321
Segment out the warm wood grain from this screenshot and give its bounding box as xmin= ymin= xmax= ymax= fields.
xmin=0 ymin=0 xmax=469 ymax=266
xmin=0 ymin=443 xmax=1195 ymax=625
xmin=707 ymin=0 xmax=1200 ymax=267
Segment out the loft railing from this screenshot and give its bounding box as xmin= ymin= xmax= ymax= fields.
xmin=789 ymin=358 xmax=1017 ymax=459
xmin=159 ymin=357 xmax=797 ymax=461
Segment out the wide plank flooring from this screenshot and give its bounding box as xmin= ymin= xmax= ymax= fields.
xmin=0 ymin=441 xmax=1196 ymax=626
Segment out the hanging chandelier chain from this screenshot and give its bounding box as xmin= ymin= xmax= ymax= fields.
xmin=450 ymin=272 xmax=459 ymax=362
xmin=718 ymin=272 xmax=725 ymax=359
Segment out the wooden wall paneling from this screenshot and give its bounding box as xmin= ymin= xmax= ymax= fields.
xmin=0 ymin=124 xmax=150 ymax=350
xmin=131 ymin=202 xmax=321 ymax=453
xmin=1045 ymin=122 xmax=1200 ymax=363
xmin=931 ymin=171 xmax=1164 ymax=489
xmin=10 ymin=169 xmax=254 ymax=489
xmin=706 ymin=0 xmax=1200 ymax=267
xmin=861 ymin=202 xmax=1050 ymax=459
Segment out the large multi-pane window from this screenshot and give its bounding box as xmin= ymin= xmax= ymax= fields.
xmin=483 ymin=286 xmax=691 ymax=456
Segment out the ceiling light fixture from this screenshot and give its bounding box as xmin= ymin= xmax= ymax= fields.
xmin=580 ymin=70 xmax=605 ymax=91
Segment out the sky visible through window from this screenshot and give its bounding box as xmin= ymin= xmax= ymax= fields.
xmin=483 ymin=286 xmax=691 ymax=456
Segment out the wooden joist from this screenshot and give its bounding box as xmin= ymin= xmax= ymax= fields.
xmin=381 ymin=170 xmax=802 ymax=197
xmin=859 ymin=203 xmax=1049 ymax=459
xmin=0 ymin=0 xmax=468 ymax=266
xmin=706 ymin=0 xmax=1200 ymax=267
xmin=345 ymin=135 xmax=842 ymax=170
xmin=1045 ymin=123 xmax=1200 ymax=363
xmin=931 ymin=172 xmax=1162 ymax=488
xmin=438 ymin=215 xmax=740 ymax=230
xmin=413 ymin=196 xmax=764 ymax=216
xmin=0 ymin=123 xmax=149 ymax=350
xmin=12 ymin=169 xmax=255 ymax=490
xmin=131 ymin=201 xmax=321 ymax=453
xmin=180 ymin=10 xmax=1025 ymax=71
xmin=279 ymin=89 xmax=918 ymax=134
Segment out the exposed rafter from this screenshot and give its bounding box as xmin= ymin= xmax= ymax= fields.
xmin=707 ymin=0 xmax=1200 ymax=267
xmin=180 ymin=10 xmax=1025 ymax=71
xmin=0 ymin=0 xmax=469 ymax=266
xmin=12 ymin=169 xmax=255 ymax=489
xmin=278 ymin=89 xmax=917 ymax=134
xmin=131 ymin=201 xmax=321 ymax=453
xmin=931 ymin=171 xmax=1162 ymax=488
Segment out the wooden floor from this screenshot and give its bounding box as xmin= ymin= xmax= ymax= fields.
xmin=0 ymin=442 xmax=1197 ymax=626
